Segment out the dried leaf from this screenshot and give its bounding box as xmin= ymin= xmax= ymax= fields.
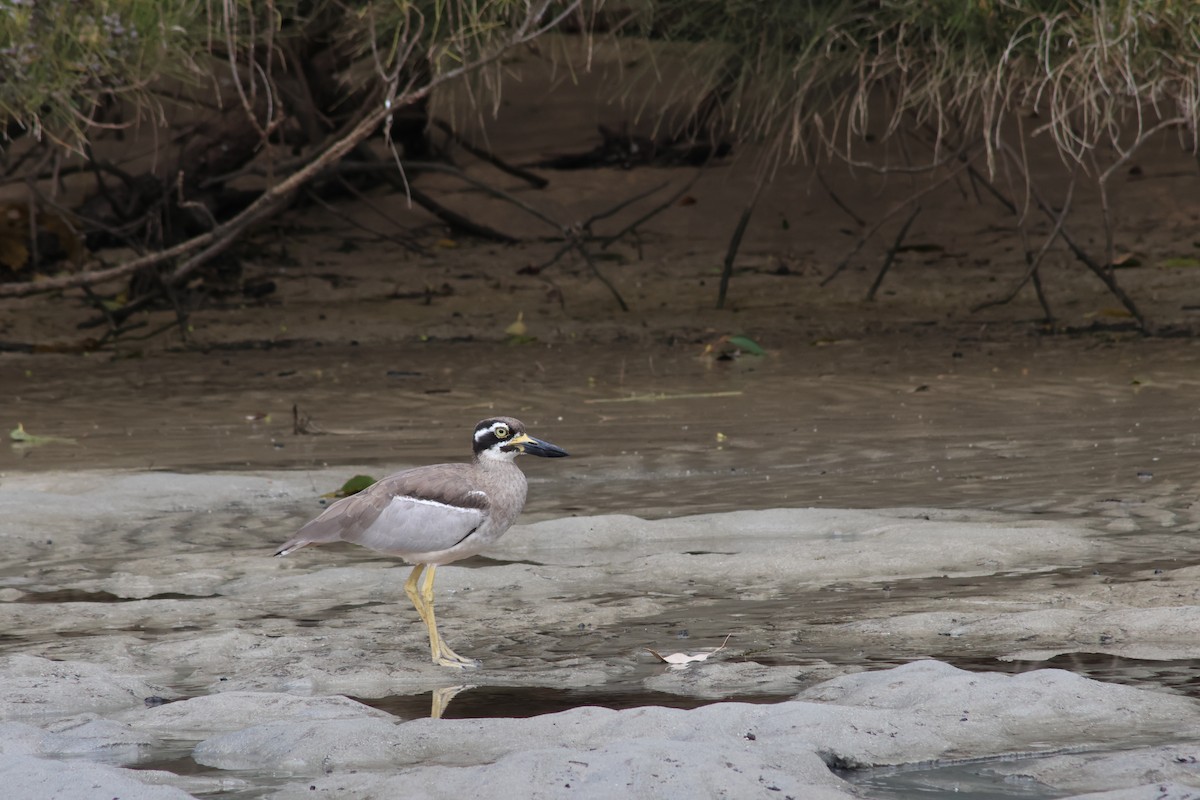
xmin=9 ymin=423 xmax=76 ymax=448
xmin=505 ymin=311 xmax=527 ymax=337
xmin=647 ymin=634 xmax=732 ymax=666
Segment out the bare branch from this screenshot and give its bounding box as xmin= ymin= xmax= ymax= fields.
xmin=0 ymin=0 xmax=579 ymax=300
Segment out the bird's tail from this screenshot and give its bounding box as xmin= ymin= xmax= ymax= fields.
xmin=273 ymin=537 xmax=310 ymax=557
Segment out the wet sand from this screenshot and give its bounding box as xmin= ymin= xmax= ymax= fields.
xmin=3 ymin=334 xmax=1200 ymax=797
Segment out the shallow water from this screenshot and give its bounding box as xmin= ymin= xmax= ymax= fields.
xmin=4 ymin=334 xmax=1200 ymax=797
xmin=6 ymin=335 xmax=1200 ymax=522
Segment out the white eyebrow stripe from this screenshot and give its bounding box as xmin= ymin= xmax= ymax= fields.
xmin=392 ymin=495 xmax=481 ymax=513
xmin=474 ymin=422 xmax=512 ymax=441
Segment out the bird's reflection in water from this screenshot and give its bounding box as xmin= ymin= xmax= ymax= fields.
xmin=431 ymin=684 xmax=476 ymax=719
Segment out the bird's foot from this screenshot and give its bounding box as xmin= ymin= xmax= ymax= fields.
xmin=434 ymin=645 xmax=481 ymax=669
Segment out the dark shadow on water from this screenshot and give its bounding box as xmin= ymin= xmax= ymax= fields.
xmin=14 ymin=589 xmax=217 ymax=603
xmin=352 ymin=686 xmax=795 ymax=721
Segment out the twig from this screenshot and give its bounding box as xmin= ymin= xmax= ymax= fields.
xmin=432 ymin=118 xmax=548 ymax=188
xmin=1030 ymin=267 xmax=1053 ymax=324
xmin=576 ymin=245 xmax=629 ymax=312
xmin=332 ymin=150 xmax=524 ymax=243
xmin=1095 ymin=116 xmax=1186 ymax=273
xmin=0 ymin=0 xmax=579 ymax=300
xmin=528 ymin=240 xmax=575 ymax=273
xmin=152 ymin=266 xmax=191 ymax=343
xmin=25 ymin=185 xmax=38 ymax=270
xmin=972 ymin=163 xmax=1078 ymax=315
xmin=406 ymin=184 xmax=520 ymax=243
xmin=865 ymin=204 xmax=920 ymax=301
xmin=821 ymin=144 xmax=981 ymax=287
xmin=995 ymin=143 xmax=1145 ymax=328
xmin=344 ymin=160 xmax=564 ymax=233
xmin=717 ymin=179 xmax=765 ymax=309
xmin=305 ymin=187 xmax=426 ymax=254
xmin=816 ymin=169 xmax=866 ymax=227
xmin=583 ymin=181 xmax=668 ymax=227
xmin=598 ymin=170 xmax=703 ymax=249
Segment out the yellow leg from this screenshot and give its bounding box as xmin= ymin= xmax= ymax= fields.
xmin=404 ymin=564 xmax=434 ymax=650
xmin=404 ymin=564 xmax=479 ymax=668
xmin=421 ymin=564 xmax=480 ymax=668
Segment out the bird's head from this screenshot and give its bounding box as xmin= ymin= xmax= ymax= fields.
xmin=473 ymin=417 xmax=569 ymax=462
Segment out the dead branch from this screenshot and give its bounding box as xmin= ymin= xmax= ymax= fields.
xmin=305 ymin=187 xmax=427 ymax=254
xmin=598 ymin=171 xmax=703 ymax=249
xmin=989 ymin=143 xmax=1146 ymax=328
xmin=972 ymin=163 xmax=1079 ymax=315
xmin=406 ymin=184 xmax=520 ymax=243
xmin=821 ymin=144 xmax=982 ymax=287
xmin=815 ymin=169 xmax=866 ymax=228
xmin=432 ymin=118 xmax=549 ymax=188
xmin=865 ymin=204 xmax=921 ymax=301
xmin=1095 ymin=116 xmax=1187 ymax=272
xmin=576 ymin=245 xmax=629 ymax=312
xmin=716 ymin=180 xmax=765 ymax=310
xmin=0 ymin=0 xmax=580 ymax=300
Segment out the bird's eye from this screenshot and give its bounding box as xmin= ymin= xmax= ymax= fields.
xmin=493 ymin=424 xmax=510 ymax=439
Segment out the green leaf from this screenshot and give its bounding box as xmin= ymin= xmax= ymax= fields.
xmin=1159 ymin=257 xmax=1200 ymax=269
xmin=726 ymin=335 xmax=766 ymax=356
xmin=323 ymin=474 xmax=376 ymax=498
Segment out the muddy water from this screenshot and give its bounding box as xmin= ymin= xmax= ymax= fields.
xmin=4 ymin=334 xmax=1200 ymax=797
xmin=6 ymin=335 xmax=1200 ymax=522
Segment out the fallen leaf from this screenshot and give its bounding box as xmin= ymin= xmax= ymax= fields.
xmin=725 ymin=335 xmax=765 ymax=356
xmin=322 ymin=474 xmax=377 ymax=499
xmin=9 ymin=423 xmax=77 ymax=448
xmin=647 ymin=634 xmax=732 ymax=666
xmin=505 ymin=311 xmax=528 ymax=337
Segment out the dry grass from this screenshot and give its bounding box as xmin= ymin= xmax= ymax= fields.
xmin=619 ymin=0 xmax=1199 ymax=169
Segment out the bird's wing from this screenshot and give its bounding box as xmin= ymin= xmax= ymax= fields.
xmin=276 ymin=464 xmax=489 ymax=557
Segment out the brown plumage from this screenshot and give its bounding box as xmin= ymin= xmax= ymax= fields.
xmin=275 ymin=416 xmax=568 ymax=668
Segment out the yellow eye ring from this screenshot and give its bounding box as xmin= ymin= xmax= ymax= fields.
xmin=493 ymin=424 xmax=510 ymax=439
